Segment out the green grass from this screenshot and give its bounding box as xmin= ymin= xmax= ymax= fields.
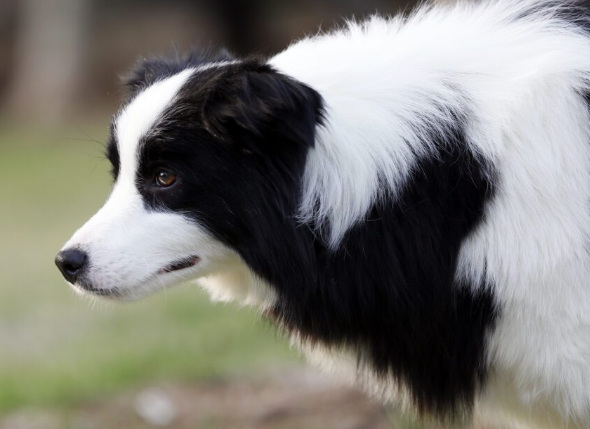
xmin=0 ymin=127 xmax=298 ymax=413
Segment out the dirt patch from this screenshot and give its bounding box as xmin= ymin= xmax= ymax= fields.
xmin=1 ymin=369 xmax=487 ymax=429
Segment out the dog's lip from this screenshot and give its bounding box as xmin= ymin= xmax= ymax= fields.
xmin=72 ymin=279 xmax=123 ymax=298
xmin=157 ymin=255 xmax=200 ymax=275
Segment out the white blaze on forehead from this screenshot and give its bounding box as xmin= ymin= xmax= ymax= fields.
xmin=115 ymin=68 xmax=195 ymax=183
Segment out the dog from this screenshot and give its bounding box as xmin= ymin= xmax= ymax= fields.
xmin=56 ymin=1 xmax=590 ymax=427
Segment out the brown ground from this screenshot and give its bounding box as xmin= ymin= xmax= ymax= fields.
xmin=1 ymin=369 xmax=466 ymax=429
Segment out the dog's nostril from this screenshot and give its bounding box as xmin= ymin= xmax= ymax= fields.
xmin=55 ymin=249 xmax=88 ymax=283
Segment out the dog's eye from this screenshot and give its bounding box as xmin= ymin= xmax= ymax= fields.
xmin=155 ymin=170 xmax=177 ymax=188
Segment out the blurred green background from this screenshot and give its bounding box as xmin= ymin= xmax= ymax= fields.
xmin=0 ymin=1 xmax=453 ymax=428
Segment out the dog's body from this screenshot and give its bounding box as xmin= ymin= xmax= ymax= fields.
xmin=56 ymin=1 xmax=590 ymax=427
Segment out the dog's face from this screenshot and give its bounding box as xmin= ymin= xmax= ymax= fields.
xmin=56 ymin=56 xmax=323 ymax=301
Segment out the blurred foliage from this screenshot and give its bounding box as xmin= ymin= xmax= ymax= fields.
xmin=0 ymin=0 xmax=415 ymax=124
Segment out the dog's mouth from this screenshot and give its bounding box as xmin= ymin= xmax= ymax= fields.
xmin=157 ymin=255 xmax=200 ymax=275
xmin=71 ymin=277 xmax=124 ymax=298
xmin=70 ymin=256 xmax=201 ymax=300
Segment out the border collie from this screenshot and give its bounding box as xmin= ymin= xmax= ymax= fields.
xmin=56 ymin=1 xmax=590 ymax=427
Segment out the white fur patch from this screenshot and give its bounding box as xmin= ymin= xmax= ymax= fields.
xmin=270 ymin=16 xmax=467 ymax=247
xmin=116 ymin=68 xmax=195 ymax=184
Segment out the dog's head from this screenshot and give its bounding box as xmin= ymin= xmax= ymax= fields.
xmin=56 ymin=52 xmax=323 ymax=301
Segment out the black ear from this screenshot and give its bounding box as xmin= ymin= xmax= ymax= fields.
xmin=123 ymin=48 xmax=234 ymax=96
xmin=202 ymin=62 xmax=324 ymax=152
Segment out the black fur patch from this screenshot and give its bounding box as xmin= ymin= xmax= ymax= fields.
xmin=123 ymin=48 xmax=234 ymax=97
xmin=513 ymin=0 xmax=590 ymax=31
xmin=270 ymin=143 xmax=495 ymax=419
xmin=105 ymin=122 xmax=119 ymax=180
xmin=109 ymin=57 xmax=497 ymax=419
xmin=134 ymin=59 xmax=324 ymax=215
xmin=563 ymin=0 xmax=590 ymax=32
xmin=268 ymin=140 xmax=498 ymax=418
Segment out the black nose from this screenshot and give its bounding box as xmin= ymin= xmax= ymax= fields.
xmin=55 ymin=249 xmax=88 ymax=283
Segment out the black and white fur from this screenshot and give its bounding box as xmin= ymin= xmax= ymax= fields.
xmin=56 ymin=1 xmax=590 ymax=427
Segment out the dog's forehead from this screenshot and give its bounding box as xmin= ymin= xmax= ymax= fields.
xmin=114 ymin=68 xmax=195 ymax=178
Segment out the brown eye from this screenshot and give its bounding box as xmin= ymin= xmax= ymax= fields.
xmin=155 ymin=170 xmax=177 ymax=187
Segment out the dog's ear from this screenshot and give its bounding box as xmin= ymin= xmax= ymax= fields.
xmin=123 ymin=48 xmax=234 ymax=97
xmin=201 ymin=61 xmax=324 ymax=153
xmin=123 ymin=57 xmax=180 ymax=96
